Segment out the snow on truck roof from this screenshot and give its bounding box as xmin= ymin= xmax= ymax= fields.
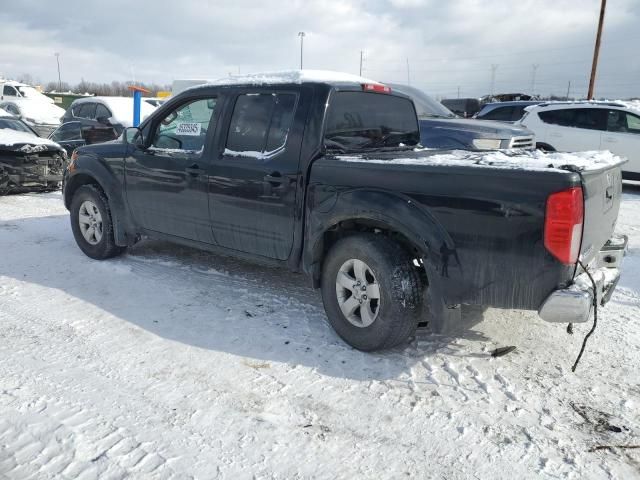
xmin=337 ymin=149 xmax=626 ymax=174
xmin=200 ymin=70 xmax=384 ymax=88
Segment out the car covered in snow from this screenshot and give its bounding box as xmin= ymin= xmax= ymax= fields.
xmin=62 ymin=96 xmax=157 ymax=136
xmin=0 ymin=98 xmax=65 ymax=137
xmin=0 ymin=79 xmax=56 ymax=104
xmin=63 ymin=70 xmax=626 ymax=351
xmin=517 ymin=101 xmax=640 ymax=180
xmin=0 ymin=110 xmax=68 ymax=194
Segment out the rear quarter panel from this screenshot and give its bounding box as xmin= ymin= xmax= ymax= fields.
xmin=307 ymin=157 xmax=580 ymax=310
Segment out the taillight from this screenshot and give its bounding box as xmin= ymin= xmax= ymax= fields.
xmin=362 ymin=83 xmax=391 ymax=93
xmin=544 ymin=187 xmax=584 ymax=264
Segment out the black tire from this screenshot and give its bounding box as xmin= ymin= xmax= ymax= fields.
xmin=536 ymin=143 xmax=555 ymax=152
xmin=70 ymin=184 xmax=125 ymax=260
xmin=321 ymin=233 xmax=424 ymax=351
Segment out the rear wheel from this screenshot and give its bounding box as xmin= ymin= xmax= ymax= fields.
xmin=321 ymin=234 xmax=424 ymax=351
xmin=70 ymin=185 xmax=125 ymax=260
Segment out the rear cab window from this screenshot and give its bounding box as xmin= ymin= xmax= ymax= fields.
xmin=324 ymin=91 xmax=420 ymax=151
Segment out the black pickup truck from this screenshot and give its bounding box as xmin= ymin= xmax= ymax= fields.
xmin=62 ymin=71 xmax=627 ymax=351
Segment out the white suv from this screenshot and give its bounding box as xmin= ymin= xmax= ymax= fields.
xmin=518 ymin=102 xmax=640 ymax=179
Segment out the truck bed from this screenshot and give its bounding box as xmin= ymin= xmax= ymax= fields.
xmin=308 ymin=148 xmax=625 ymax=310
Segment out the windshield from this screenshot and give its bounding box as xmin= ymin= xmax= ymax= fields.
xmin=0 ymin=117 xmax=35 ymax=134
xmin=324 ymin=91 xmax=420 ymax=151
xmin=387 ymin=83 xmax=457 ymax=119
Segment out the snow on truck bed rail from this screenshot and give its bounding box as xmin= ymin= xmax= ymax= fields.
xmin=337 ymin=149 xmax=626 ymax=173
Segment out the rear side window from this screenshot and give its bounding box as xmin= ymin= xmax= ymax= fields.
xmin=478 ymin=106 xmax=515 ymax=121
xmin=95 ymin=104 xmax=111 ymax=119
xmin=324 ymin=91 xmax=419 ymax=150
xmin=226 ymin=93 xmax=297 ymax=155
xmin=539 ymin=108 xmax=606 ymax=130
xmin=75 ymin=103 xmax=97 ymax=119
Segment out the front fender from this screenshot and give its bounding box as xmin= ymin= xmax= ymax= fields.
xmin=64 ymin=151 xmax=134 ymax=246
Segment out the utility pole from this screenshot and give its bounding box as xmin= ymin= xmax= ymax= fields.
xmin=566 ymin=80 xmax=571 ymax=100
xmin=457 ymin=86 xmax=460 ymax=98
xmin=406 ymin=57 xmax=410 ymax=85
xmin=298 ymin=32 xmax=305 ymax=70
xmin=530 ymin=64 xmax=539 ymax=94
xmin=490 ymin=64 xmax=498 ymax=96
xmin=359 ymin=50 xmax=363 ymax=76
xmin=54 ymin=52 xmax=61 ymax=91
xmin=588 ymin=0 xmax=606 ymax=100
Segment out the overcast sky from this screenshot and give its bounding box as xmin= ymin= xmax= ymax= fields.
xmin=0 ymin=0 xmax=638 ymax=99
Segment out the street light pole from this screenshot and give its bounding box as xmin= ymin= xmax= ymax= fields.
xmin=298 ymin=32 xmax=305 ymax=69
xmin=54 ymin=52 xmax=62 ymax=91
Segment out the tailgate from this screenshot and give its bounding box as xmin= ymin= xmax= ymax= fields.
xmin=579 ymin=164 xmax=623 ymax=265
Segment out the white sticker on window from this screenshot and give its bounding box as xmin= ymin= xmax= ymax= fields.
xmin=175 ymin=122 xmax=201 ymax=136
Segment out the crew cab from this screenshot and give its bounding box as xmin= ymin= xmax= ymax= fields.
xmin=62 ymin=70 xmax=626 ymax=351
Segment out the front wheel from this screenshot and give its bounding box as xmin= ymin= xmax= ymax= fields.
xmin=70 ymin=185 xmax=125 ymax=260
xmin=321 ymin=234 xmax=424 ymax=351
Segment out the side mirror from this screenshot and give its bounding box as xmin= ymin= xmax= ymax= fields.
xmin=96 ymin=115 xmax=111 ymax=125
xmin=124 ymin=127 xmax=145 ymax=149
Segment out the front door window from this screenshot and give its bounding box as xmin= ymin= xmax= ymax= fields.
xmin=150 ymin=98 xmax=217 ymax=155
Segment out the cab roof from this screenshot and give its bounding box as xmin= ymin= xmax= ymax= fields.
xmin=200 ymin=70 xmax=385 ymax=88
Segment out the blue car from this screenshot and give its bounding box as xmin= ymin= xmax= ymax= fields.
xmin=390 ymin=84 xmax=536 ymax=150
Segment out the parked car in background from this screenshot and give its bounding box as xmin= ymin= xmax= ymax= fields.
xmin=63 ymin=70 xmax=625 ymax=351
xmin=63 ymin=96 xmax=156 ymax=136
xmin=389 ymin=84 xmax=535 ymax=150
xmin=0 ymin=107 xmax=40 ymax=136
xmin=474 ymin=101 xmax=542 ymax=122
xmin=0 ymin=98 xmax=64 ymax=137
xmin=48 ymin=121 xmax=118 ymax=156
xmin=517 ymin=101 xmax=640 ymax=179
xmin=0 ymin=79 xmax=55 ymax=104
xmin=441 ymin=98 xmax=481 ymax=118
xmin=0 ymin=117 xmax=67 ymax=194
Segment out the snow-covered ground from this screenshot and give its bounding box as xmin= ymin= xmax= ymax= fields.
xmin=0 ymin=188 xmax=639 ymax=480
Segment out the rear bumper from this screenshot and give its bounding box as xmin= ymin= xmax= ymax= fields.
xmin=538 ymin=235 xmax=627 ymax=324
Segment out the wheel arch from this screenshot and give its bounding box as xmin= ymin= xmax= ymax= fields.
xmin=64 ymin=162 xmax=134 ymax=246
xmin=303 ymin=189 xmax=455 ymax=290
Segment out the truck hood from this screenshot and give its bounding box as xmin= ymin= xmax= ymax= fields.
xmin=419 ymin=117 xmax=533 ymax=137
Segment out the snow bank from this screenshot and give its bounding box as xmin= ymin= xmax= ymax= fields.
xmin=337 ymin=149 xmax=626 ymax=173
xmin=208 ymin=69 xmax=382 ymax=87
